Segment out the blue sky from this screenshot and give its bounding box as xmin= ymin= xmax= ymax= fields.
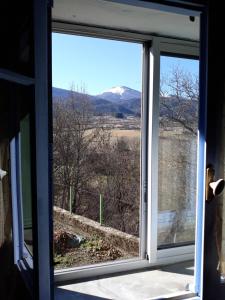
xmin=160 ymin=56 xmax=199 ymax=79
xmin=52 ymin=33 xmax=199 ymax=95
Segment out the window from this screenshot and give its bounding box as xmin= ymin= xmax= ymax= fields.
xmin=4 ymin=1 xmax=208 ymax=299
xmin=158 ymin=55 xmax=199 ymax=249
xmin=52 ymin=35 xmax=143 ymax=269
xmin=52 ymin=31 xmax=200 ymax=299
xmin=10 ymin=84 xmax=35 ymax=275
xmin=20 ymin=114 xmax=33 ymax=255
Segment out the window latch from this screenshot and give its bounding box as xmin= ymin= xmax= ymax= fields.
xmin=206 ymin=166 xmax=225 ymax=201
xmin=0 ymin=169 xmax=7 ymax=180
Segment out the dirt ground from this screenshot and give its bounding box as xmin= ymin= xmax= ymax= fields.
xmin=54 ymin=221 xmax=135 ymax=269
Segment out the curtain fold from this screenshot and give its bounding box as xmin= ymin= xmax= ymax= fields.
xmin=0 ymin=140 xmax=11 ymax=248
xmin=220 ymin=191 xmax=225 ymax=276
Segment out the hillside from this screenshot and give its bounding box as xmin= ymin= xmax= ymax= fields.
xmin=52 ymin=87 xmax=140 ymax=116
xmin=52 ymin=86 xmax=198 ymax=122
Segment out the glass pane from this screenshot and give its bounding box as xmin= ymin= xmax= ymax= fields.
xmin=158 ymin=56 xmax=199 ymax=248
xmin=52 ymin=33 xmax=142 ymax=269
xmin=20 ymin=114 xmax=33 ymax=255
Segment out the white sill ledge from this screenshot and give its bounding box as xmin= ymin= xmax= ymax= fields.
xmin=55 ymin=261 xmax=195 ymax=300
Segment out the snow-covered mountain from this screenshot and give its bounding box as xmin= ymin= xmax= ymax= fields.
xmin=52 ymin=86 xmax=197 ymax=120
xmin=97 ymin=86 xmax=141 ymax=102
xmin=52 ymin=86 xmax=140 ymax=115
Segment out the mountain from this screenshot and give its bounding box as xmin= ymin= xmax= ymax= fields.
xmin=52 ymin=87 xmax=137 ymax=116
xmin=91 ymin=98 xmax=134 ymax=115
xmin=52 ymin=87 xmax=197 ymax=121
xmin=53 ymin=87 xmax=87 ymax=100
xmin=52 ymin=87 xmax=72 ymax=99
xmin=97 ymin=86 xmax=141 ymax=102
xmin=119 ymin=97 xmax=141 ymax=116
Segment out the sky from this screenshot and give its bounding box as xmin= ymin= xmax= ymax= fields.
xmin=52 ymin=33 xmax=199 ymax=95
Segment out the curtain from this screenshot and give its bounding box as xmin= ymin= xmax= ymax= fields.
xmin=219 ymin=201 xmax=225 ymax=275
xmin=0 ymin=140 xmax=11 ymax=248
xmin=219 ymin=178 xmax=225 ymax=276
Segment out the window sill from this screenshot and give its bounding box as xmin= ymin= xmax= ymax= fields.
xmin=55 ymin=260 xmax=195 ymax=300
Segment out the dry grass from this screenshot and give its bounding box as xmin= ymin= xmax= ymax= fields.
xmin=111 ymin=129 xmax=140 ymax=139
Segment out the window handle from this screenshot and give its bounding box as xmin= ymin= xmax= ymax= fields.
xmin=206 ymin=166 xmax=225 ymax=201
xmin=0 ymin=168 xmax=7 ymax=180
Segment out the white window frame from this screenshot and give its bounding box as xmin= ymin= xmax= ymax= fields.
xmin=52 ymin=20 xmax=201 ymax=285
xmin=148 ymin=38 xmax=200 ymax=264
xmin=53 ymin=28 xmax=151 ymax=283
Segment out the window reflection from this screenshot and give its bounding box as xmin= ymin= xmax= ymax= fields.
xmin=158 ymin=56 xmax=199 ymax=248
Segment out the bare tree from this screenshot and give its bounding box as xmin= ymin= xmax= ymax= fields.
xmin=53 ymin=88 xmax=109 ymax=212
xmin=160 ymin=66 xmax=199 ymax=135
xmin=91 ymin=137 xmax=140 ymax=235
xmin=159 ymin=66 xmax=199 ymax=245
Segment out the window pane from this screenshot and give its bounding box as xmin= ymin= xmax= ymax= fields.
xmin=158 ymin=56 xmax=199 ymax=248
xmin=20 ymin=114 xmax=33 ymax=254
xmin=52 ymin=33 xmax=142 ymax=269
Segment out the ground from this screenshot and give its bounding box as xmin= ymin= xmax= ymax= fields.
xmin=54 ymin=221 xmax=133 ymax=269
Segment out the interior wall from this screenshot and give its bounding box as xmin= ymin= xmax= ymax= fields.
xmin=0 ymin=2 xmax=34 ymax=77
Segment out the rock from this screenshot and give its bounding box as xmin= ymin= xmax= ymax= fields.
xmin=54 ymin=230 xmax=84 ymax=255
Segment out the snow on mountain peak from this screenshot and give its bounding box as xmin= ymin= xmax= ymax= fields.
xmin=98 ymin=86 xmax=141 ymax=102
xmin=106 ymin=86 xmax=127 ymax=95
